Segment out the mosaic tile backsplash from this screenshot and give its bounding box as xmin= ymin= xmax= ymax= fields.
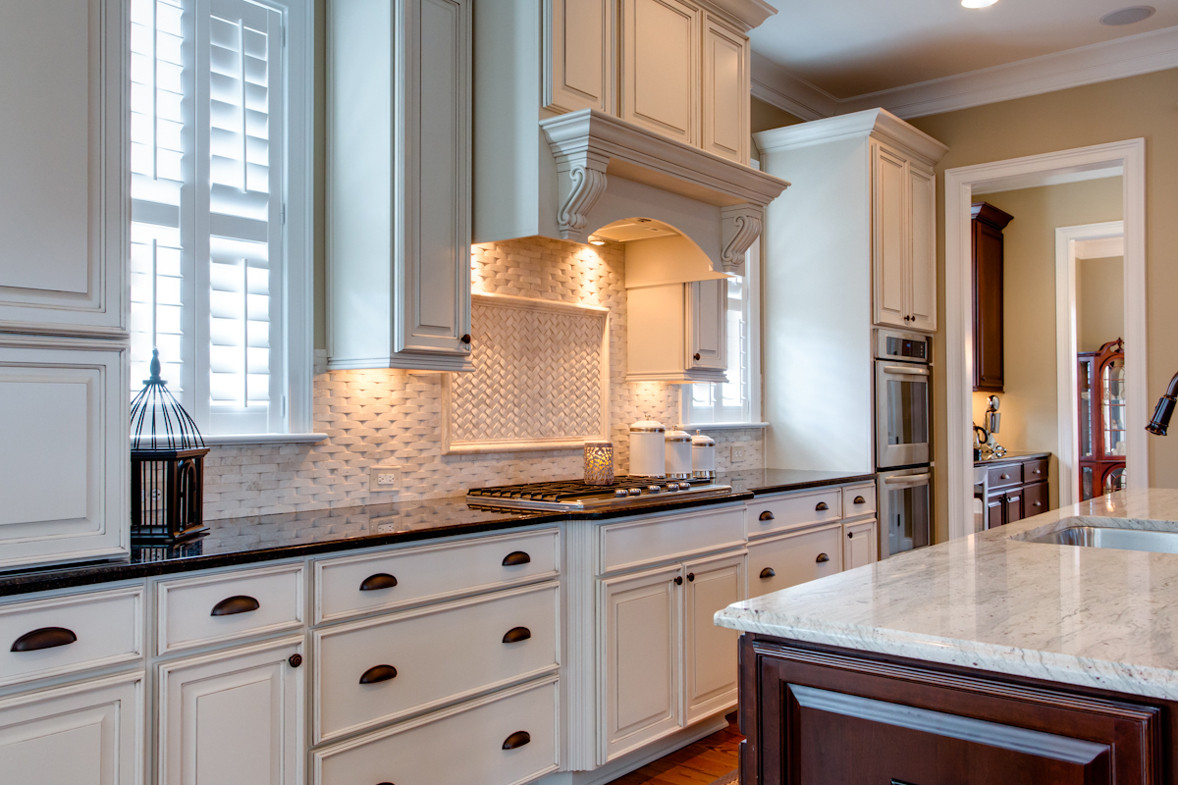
xmin=202 ymin=237 xmax=763 ymax=519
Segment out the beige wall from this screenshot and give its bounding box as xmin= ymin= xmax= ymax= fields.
xmin=909 ymin=67 xmax=1178 ymax=541
xmin=1078 ymin=256 xmax=1125 ymax=354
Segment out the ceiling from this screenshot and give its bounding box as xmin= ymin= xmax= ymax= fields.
xmin=749 ymin=1 xmax=1178 ymax=101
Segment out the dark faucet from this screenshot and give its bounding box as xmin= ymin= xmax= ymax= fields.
xmin=1145 ymin=371 xmax=1178 ymax=435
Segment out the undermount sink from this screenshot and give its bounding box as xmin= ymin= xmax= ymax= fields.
xmin=1019 ymin=517 xmax=1178 ymax=554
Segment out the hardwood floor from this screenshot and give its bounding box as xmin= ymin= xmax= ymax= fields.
xmin=604 ymin=715 xmax=742 ymax=785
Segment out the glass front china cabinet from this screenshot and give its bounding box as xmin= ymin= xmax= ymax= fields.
xmin=1077 ymin=338 xmax=1126 ymax=500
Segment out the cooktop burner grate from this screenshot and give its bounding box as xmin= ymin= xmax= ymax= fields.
xmin=466 ymin=476 xmax=731 ymax=511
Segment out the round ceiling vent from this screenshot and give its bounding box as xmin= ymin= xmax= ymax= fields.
xmin=1100 ymin=5 xmax=1156 ymax=25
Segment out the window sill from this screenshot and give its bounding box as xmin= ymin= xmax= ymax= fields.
xmin=134 ymin=433 xmax=328 ymax=448
xmin=677 ymin=421 xmax=769 ymax=431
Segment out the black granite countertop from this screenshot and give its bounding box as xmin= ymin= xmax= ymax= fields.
xmin=0 ymin=468 xmax=877 ymax=597
xmin=973 ymin=450 xmax=1052 ymax=467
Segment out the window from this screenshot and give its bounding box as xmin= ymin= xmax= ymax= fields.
xmin=681 ymin=236 xmax=763 ymax=427
xmin=129 ymin=0 xmax=311 ymax=438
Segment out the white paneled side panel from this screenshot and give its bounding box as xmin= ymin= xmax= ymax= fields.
xmin=0 ymin=339 xmax=128 ymax=569
xmin=0 ymin=673 xmax=144 ymax=785
xmin=0 ymin=0 xmax=127 ymax=336
xmin=700 ymin=14 xmax=748 ymax=163
xmin=544 ymin=0 xmax=615 ymax=114
xmin=620 ymin=0 xmax=700 ymax=145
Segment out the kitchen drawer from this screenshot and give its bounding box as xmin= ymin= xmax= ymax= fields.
xmin=0 ymin=585 xmax=144 ymax=688
xmin=314 ymin=582 xmax=559 ymax=743
xmin=747 ymin=523 xmax=843 ymax=599
xmin=843 ymin=483 xmax=877 ymax=518
xmin=1023 ymin=481 xmax=1049 ymax=519
xmin=747 ymin=488 xmax=842 ymax=538
xmin=314 ymin=528 xmax=559 ymax=624
xmin=156 ymin=563 xmax=305 ymax=655
xmin=599 ymin=506 xmax=745 ymax=574
xmin=986 ymin=463 xmax=1021 ymax=490
xmin=1023 ymin=458 xmax=1049 ymax=485
xmin=312 ymin=677 xmax=559 ymax=785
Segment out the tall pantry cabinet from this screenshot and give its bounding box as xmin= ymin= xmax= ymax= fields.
xmin=754 ymin=109 xmax=947 ymax=473
xmin=0 ymin=0 xmax=130 ymax=570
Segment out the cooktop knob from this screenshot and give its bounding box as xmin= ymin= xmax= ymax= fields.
xmin=627 ymin=487 xmax=642 ymax=496
xmin=647 ymin=485 xmax=661 ymax=493
xmin=614 ymin=489 xmax=629 ymax=498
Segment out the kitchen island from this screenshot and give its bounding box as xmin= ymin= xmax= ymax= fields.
xmin=717 ymin=488 xmax=1178 ymax=784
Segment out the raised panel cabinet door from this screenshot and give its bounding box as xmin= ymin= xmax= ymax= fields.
xmin=683 ymin=551 xmax=745 ymax=723
xmin=687 ymin=278 xmax=727 ymax=373
xmin=544 ymin=0 xmax=615 ymax=113
xmin=908 ymin=165 xmax=937 ymax=331
xmin=973 ymin=216 xmax=1006 ymax=390
xmin=0 ymin=0 xmax=127 ymax=336
xmin=872 ymin=143 xmax=910 ymax=330
xmin=0 ymin=339 xmax=128 ymax=570
xmin=620 ymin=0 xmax=700 ymax=145
xmin=159 ymin=637 xmax=304 ymax=785
xmin=842 ymin=520 xmax=877 ymax=570
xmin=0 ymin=674 xmax=143 ymax=785
xmin=600 ymin=565 xmax=681 ymax=761
xmin=700 ymin=14 xmax=748 ymax=163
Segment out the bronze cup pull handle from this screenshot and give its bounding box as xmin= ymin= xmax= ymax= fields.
xmin=360 ymin=573 xmax=398 ymax=592
xmin=854 ymin=495 xmax=866 ymax=504
xmin=758 ymin=511 xmax=775 ymax=521
xmin=502 ymin=551 xmax=531 ymax=566
xmin=211 ymin=595 xmax=260 ymax=616
xmin=502 ymin=731 xmax=531 ymax=750
xmin=759 ymin=567 xmax=776 ymax=580
xmin=11 ymin=626 xmax=77 ymax=652
xmin=359 ymin=664 xmax=398 ymax=684
xmin=502 ymin=626 xmax=532 ymax=644
xmin=816 ymin=553 xmax=831 ymax=564
xmin=815 ymin=501 xmax=829 ymax=511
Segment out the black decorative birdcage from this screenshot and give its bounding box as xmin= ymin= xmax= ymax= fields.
xmin=129 ymin=350 xmax=209 ymax=543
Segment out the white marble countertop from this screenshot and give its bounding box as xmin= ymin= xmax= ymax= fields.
xmin=716 ymin=488 xmax=1178 ymax=700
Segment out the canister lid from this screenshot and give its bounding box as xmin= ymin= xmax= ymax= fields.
xmin=692 ymin=430 xmax=715 ymax=446
xmin=630 ymin=418 xmax=665 ymax=433
xmin=665 ymin=429 xmax=691 ymax=443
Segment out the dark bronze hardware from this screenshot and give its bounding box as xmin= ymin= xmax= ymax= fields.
xmin=686 ymin=572 xmax=695 ymax=582
xmin=359 ymin=664 xmax=398 ymax=684
xmin=853 ymin=495 xmax=866 ymax=504
xmin=759 ymin=567 xmax=775 ymax=580
xmin=674 ymin=575 xmax=683 ymax=585
xmin=211 ymin=595 xmax=260 ymax=616
xmin=502 ymin=551 xmax=531 ymax=566
xmin=502 ymin=626 xmax=532 ymax=644
xmin=502 ymin=731 xmax=531 ymax=750
xmin=376 ymin=782 xmax=395 ymax=785
xmin=815 ymin=501 xmax=829 ymax=511
xmin=359 ymin=573 xmax=398 ymax=592
xmin=758 ymin=510 xmax=774 ymax=521
xmin=891 ymin=780 xmax=918 ymax=785
xmin=693 ymin=352 xmax=701 ymax=361
xmin=816 ymin=553 xmax=830 ymax=563
xmin=288 ymin=654 xmax=303 ymax=668
xmin=1000 ymin=473 xmax=1010 ymax=480
xmin=460 ymin=334 xmax=471 ymax=344
xmin=11 ymin=626 xmax=77 ymax=652
xmin=847 ymin=531 xmax=854 ymax=538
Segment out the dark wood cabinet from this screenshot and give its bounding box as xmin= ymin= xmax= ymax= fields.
xmin=972 ymin=202 xmax=1014 ymax=392
xmin=739 ymin=636 xmax=1171 ymax=785
xmin=983 ymin=455 xmax=1050 ymax=528
xmin=1079 ymin=338 xmax=1127 ymax=500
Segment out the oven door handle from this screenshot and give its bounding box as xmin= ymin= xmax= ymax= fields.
xmin=883 ymin=473 xmax=932 ymax=486
xmin=881 ymin=364 xmax=930 ymax=377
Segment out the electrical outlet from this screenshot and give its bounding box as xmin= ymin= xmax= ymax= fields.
xmin=730 ymin=445 xmax=749 ymax=464
xmin=369 ymin=465 xmax=400 ymax=492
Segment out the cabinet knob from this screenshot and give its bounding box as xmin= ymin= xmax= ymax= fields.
xmin=11 ymin=626 xmax=77 ymax=653
xmin=359 ymin=573 xmax=398 ymax=592
xmin=211 ymin=595 xmax=260 ymax=616
xmin=359 ymin=664 xmax=399 ymax=684
xmin=288 ymin=654 xmax=303 ymax=668
xmin=502 ymin=626 xmax=532 ymax=644
xmin=502 ymin=730 xmax=531 ymax=750
xmin=686 ymin=572 xmax=695 ymax=582
xmin=759 ymin=567 xmax=776 ymax=580
xmin=853 ymin=495 xmax=866 ymax=505
xmin=673 ymin=575 xmax=684 ymax=586
xmin=815 ymin=501 xmax=829 ymax=511
xmin=847 ymin=531 xmax=854 ymax=539
xmin=1000 ymin=473 xmax=1010 ymax=480
xmin=693 ymin=352 xmax=701 ymax=361
xmin=460 ymin=334 xmax=471 ymax=345
xmin=502 ymin=550 xmax=531 ymax=566
xmin=758 ymin=511 xmax=775 ymax=521
xmin=1033 ymin=501 xmax=1042 ymax=508
xmin=816 ymin=553 xmax=831 ymax=564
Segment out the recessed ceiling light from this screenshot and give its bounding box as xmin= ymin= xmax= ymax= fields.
xmin=1100 ymin=5 xmax=1155 ymax=25
xmin=587 ymin=235 xmax=606 ymax=246
xmin=961 ymin=0 xmax=998 ymax=8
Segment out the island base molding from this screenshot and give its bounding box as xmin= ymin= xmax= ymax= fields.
xmin=738 ymin=634 xmax=1176 ymax=785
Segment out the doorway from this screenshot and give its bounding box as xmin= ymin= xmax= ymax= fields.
xmin=944 ymin=139 xmax=1147 ymax=541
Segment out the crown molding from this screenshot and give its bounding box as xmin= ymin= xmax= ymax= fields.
xmin=754 ymin=107 xmax=947 ymax=164
xmin=752 ymin=25 xmax=1178 ymax=121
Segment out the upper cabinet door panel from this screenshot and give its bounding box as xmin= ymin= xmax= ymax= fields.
xmin=872 ymin=144 xmax=909 ymax=330
xmin=701 ymin=15 xmax=748 ymax=163
xmin=544 ymin=0 xmax=615 ymax=114
xmin=620 ymin=0 xmax=700 ymax=145
xmin=687 ymin=278 xmax=726 ymax=373
xmin=908 ymin=165 xmax=937 ymax=332
xmin=0 ymin=0 xmax=126 ymax=336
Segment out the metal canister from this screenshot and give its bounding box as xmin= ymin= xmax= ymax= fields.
xmin=691 ymin=431 xmax=716 ymax=479
xmin=664 ymin=429 xmax=692 ymax=479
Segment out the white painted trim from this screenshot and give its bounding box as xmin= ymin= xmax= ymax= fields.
xmin=944 ymin=139 xmax=1147 ymax=542
xmin=1074 ymin=235 xmax=1125 ymax=260
xmin=752 ymin=25 xmax=1178 ymax=121
xmin=1054 ymin=221 xmax=1124 ymax=507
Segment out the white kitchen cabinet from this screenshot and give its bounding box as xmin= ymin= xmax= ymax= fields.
xmin=701 ymin=13 xmax=749 ymax=163
xmin=843 ymin=519 xmax=878 ymax=570
xmin=746 ymin=523 xmax=843 ymax=599
xmin=682 ymin=551 xmax=744 ymax=723
xmin=0 ymin=337 xmax=128 ymax=570
xmin=327 ymin=0 xmax=473 ymax=372
xmin=158 ymin=636 xmax=304 ymax=785
xmin=0 ymin=0 xmax=126 ymax=338
xmin=627 ymin=278 xmax=727 ymax=383
xmin=620 ymin=0 xmax=701 ymax=146
xmin=0 ymin=674 xmax=143 ymax=785
xmin=544 ymin=0 xmax=615 ymax=114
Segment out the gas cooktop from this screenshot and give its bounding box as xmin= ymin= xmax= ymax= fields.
xmin=466 ymin=476 xmax=732 ymax=512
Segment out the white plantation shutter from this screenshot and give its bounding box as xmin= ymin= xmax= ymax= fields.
xmin=130 ymin=0 xmax=291 ymax=436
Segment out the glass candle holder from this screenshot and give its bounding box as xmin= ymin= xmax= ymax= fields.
xmin=584 ymin=440 xmax=614 ymax=485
